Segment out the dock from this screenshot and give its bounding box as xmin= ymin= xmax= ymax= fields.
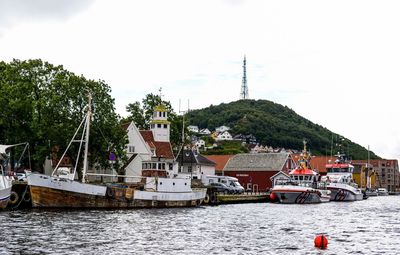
xmin=216 ymin=192 xmax=270 ymax=204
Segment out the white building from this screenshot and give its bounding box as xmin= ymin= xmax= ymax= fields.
xmin=123 ymin=104 xmax=175 ymax=182
xmin=195 ymin=139 xmax=206 ymax=148
xmin=215 ymin=125 xmax=230 ymax=133
xmin=188 ymin=125 xmax=199 ymax=133
xmin=175 ymin=149 xmax=216 ymax=179
xmin=199 ymin=128 xmax=211 ymax=135
xmin=215 ymin=131 xmax=233 ymax=141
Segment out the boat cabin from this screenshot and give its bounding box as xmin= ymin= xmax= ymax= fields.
xmin=325 ymin=163 xmax=354 ymax=174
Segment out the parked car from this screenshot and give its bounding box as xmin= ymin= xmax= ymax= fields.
xmin=208 ymin=182 xmax=235 ymax=194
xmin=227 ymin=180 xmax=245 ymax=194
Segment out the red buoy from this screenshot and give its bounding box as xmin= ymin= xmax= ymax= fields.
xmin=269 ymin=192 xmax=277 ymax=202
xmin=314 ymin=235 xmax=328 ymax=249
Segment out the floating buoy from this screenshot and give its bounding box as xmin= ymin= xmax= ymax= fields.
xmin=269 ymin=192 xmax=277 ymax=202
xmin=314 ymin=235 xmax=328 ymax=249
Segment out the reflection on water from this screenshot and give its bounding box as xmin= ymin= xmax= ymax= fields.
xmin=0 ymin=196 xmax=399 ymax=254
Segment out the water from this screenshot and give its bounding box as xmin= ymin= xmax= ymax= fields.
xmin=0 ymin=196 xmax=399 ymax=255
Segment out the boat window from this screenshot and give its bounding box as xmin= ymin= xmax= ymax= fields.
xmin=173 ymin=182 xmax=175 ymax=185
xmin=299 ymin=176 xmax=303 ymax=181
xmin=294 ymin=176 xmax=298 ymax=180
xmin=160 ymin=182 xmax=162 ymax=185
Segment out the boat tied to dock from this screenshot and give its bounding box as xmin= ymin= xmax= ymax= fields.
xmin=270 ymin=141 xmax=331 ymax=204
xmin=27 ymin=93 xmax=206 ymax=208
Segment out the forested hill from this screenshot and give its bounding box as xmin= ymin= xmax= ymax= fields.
xmin=186 ymin=99 xmax=379 ymax=160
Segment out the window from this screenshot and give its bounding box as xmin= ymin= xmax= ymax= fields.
xmin=163 ymin=124 xmax=168 ymax=129
xmin=157 ymin=124 xmax=162 ymax=128
xmin=188 ymin=166 xmax=192 ymax=172
xmin=152 ymin=163 xmax=157 ymax=169
xmin=159 ymin=112 xmax=162 ymax=117
xmin=169 ymin=164 xmax=173 ymax=170
xmin=163 ymin=112 xmax=166 ymax=117
xmin=128 ymin=146 xmax=135 ymax=153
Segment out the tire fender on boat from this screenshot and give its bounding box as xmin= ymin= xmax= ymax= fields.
xmin=8 ymin=191 xmax=19 ymax=205
xmin=106 ymin=187 xmax=114 ymax=198
xmin=203 ymin=194 xmax=210 ymax=204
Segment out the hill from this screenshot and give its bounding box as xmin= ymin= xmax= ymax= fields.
xmin=186 ymin=99 xmax=379 ymax=160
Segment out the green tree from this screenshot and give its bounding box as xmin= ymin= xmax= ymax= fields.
xmin=0 ymin=59 xmax=127 ymax=173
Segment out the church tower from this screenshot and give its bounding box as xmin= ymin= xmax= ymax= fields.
xmin=150 ymin=104 xmax=170 ymax=142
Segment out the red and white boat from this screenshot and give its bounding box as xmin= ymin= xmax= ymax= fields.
xmin=271 ymin=141 xmax=331 ymax=204
xmin=322 ymin=154 xmax=363 ymax=201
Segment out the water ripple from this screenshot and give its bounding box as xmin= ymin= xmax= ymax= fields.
xmin=0 ymin=196 xmax=399 ymax=254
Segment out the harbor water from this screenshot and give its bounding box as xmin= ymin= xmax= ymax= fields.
xmin=0 ymin=196 xmax=399 ymax=255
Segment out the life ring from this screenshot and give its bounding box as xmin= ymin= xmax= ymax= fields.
xmin=106 ymin=187 xmax=114 ymax=198
xmin=9 ymin=191 xmax=19 ymax=205
xmin=203 ymin=194 xmax=210 ymax=204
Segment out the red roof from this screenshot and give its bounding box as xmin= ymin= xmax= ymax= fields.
xmin=205 ymin=155 xmax=234 ymax=174
xmin=139 ymin=130 xmax=174 ymax=159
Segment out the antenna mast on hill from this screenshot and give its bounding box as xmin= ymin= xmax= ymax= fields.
xmin=240 ymin=55 xmax=249 ymax=100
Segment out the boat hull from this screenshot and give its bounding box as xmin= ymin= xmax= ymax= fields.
xmin=271 ymin=186 xmax=330 ymax=204
xmin=0 ymin=176 xmax=12 ymax=209
xmin=328 ymin=187 xmax=363 ymax=201
xmin=27 ymin=174 xmax=207 ymax=208
xmin=29 ymin=185 xmax=206 ymax=208
xmin=0 ymin=187 xmax=11 ymax=209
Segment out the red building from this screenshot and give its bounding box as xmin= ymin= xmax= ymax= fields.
xmin=223 ymin=153 xmax=295 ymax=192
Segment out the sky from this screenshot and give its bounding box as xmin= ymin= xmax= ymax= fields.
xmin=0 ymin=0 xmax=399 ymax=160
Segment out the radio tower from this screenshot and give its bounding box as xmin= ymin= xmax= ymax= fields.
xmin=240 ymin=55 xmax=249 ymax=100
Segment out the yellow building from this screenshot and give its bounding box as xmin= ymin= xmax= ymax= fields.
xmin=352 ymin=163 xmax=377 ymax=189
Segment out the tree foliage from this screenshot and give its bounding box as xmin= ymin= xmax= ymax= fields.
xmin=187 ymin=99 xmax=380 ymax=160
xmin=0 ymin=59 xmax=127 ymax=172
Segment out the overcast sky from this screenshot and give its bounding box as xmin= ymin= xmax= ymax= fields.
xmin=1 ymin=0 xmax=399 ymax=160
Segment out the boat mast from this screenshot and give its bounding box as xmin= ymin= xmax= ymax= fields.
xmin=82 ymin=93 xmax=92 ymax=183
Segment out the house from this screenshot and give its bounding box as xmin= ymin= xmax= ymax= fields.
xmin=215 ymin=125 xmax=230 ymax=133
xmin=123 ymin=103 xmax=175 ymax=182
xmin=215 ymin=131 xmax=233 ymax=141
xmin=270 ymin=171 xmax=290 ymax=187
xmin=233 ymin=134 xmax=257 ymax=144
xmin=195 ymin=139 xmax=205 ymax=148
xmin=205 ymin=155 xmax=234 ymax=175
xmin=188 ymin=125 xmax=199 ymax=133
xmin=175 ymin=148 xmax=216 ymax=179
xmin=199 ymin=128 xmax=211 ymax=135
xmin=223 ymin=153 xmax=296 ymax=192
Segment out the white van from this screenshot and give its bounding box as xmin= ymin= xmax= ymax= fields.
xmin=202 ymin=175 xmax=245 ymax=194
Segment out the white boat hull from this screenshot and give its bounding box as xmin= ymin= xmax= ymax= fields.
xmin=0 ymin=176 xmax=12 ymax=209
xmin=327 ymin=183 xmax=363 ymax=201
xmin=271 ymin=185 xmax=331 ymax=204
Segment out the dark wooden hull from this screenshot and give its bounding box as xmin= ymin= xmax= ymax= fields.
xmin=30 ymin=186 xmax=204 ymax=208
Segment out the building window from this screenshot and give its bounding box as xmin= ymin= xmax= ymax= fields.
xmin=159 ymin=112 xmax=162 ymax=117
xmin=157 ymin=124 xmax=162 ymax=128
xmin=161 ymin=163 xmax=165 ymax=170
xmin=169 ymin=164 xmax=173 ymax=170
xmin=128 ymin=146 xmax=135 ymax=153
xmin=152 ymin=163 xmax=157 ymax=169
xmin=188 ymin=166 xmax=192 ymax=172
xmin=163 ymin=124 xmax=168 ymax=129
